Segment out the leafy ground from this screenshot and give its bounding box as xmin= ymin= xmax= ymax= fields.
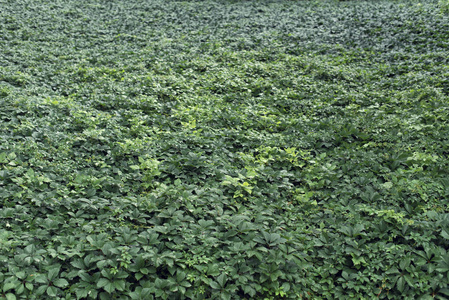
xmin=1 ymin=0 xmax=449 ymax=299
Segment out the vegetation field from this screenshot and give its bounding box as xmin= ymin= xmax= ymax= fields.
xmin=1 ymin=0 xmax=449 ymax=298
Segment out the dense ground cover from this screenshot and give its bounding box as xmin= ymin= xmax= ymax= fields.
xmin=1 ymin=0 xmax=449 ymax=298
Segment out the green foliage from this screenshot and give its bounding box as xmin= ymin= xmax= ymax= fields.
xmin=1 ymin=0 xmax=449 ymax=298
xmin=439 ymin=0 xmax=449 ymax=13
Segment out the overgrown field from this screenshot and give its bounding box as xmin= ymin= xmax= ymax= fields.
xmin=1 ymin=0 xmax=449 ymax=298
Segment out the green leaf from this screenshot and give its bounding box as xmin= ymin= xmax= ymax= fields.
xmin=16 ymin=284 xmax=24 ymax=294
xmin=221 ymin=292 xmax=231 ymax=300
xmin=5 ymin=293 xmax=16 ymax=300
xmin=3 ymin=280 xmax=19 ymax=292
xmin=281 ymin=282 xmax=291 ymax=292
xmin=439 ymin=288 xmax=449 ymax=296
xmin=135 ymin=273 xmax=144 ymax=281
xmin=441 ymin=230 xmax=449 ymax=240
xmin=243 ymin=285 xmax=256 ymax=297
xmin=217 ymin=273 xmax=227 ymax=288
xmin=352 ymin=256 xmax=366 ymax=266
xmin=15 ymin=271 xmax=26 ymax=279
xmin=210 ymin=281 xmax=220 ymax=290
xmin=48 ymin=266 xmax=61 ymax=281
xmin=71 ymin=259 xmax=85 ymax=270
xmin=176 ymin=271 xmax=186 ymax=282
xmin=97 ymin=278 xmax=110 ymax=289
xmin=396 ymin=277 xmax=405 ymax=293
xmin=100 ymin=292 xmax=111 ymax=300
xmin=437 ymin=254 xmax=449 ymax=272
xmin=0 ymin=152 xmax=7 ymax=163
xmin=114 ymin=280 xmax=126 ymax=291
xmin=75 ymin=288 xmax=89 ymax=298
xmin=25 ymin=282 xmax=33 ymax=291
xmin=116 ymin=270 xmax=129 ymax=279
xmin=140 ymin=268 xmax=149 ymax=275
xmin=47 ymin=286 xmax=58 ymax=297
xmin=399 ymin=258 xmax=410 ymax=270
xmin=34 ymin=274 xmax=48 ymax=284
xmin=386 ymin=267 xmax=399 ymax=275
xmin=207 ymin=264 xmax=220 ymax=276
xmin=36 ymin=285 xmax=47 ymax=296
xmin=104 ymin=282 xmax=115 ymax=294
xmin=53 ymin=278 xmax=69 ymax=288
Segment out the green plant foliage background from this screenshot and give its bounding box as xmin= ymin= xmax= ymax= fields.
xmin=1 ymin=0 xmax=449 ymax=299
